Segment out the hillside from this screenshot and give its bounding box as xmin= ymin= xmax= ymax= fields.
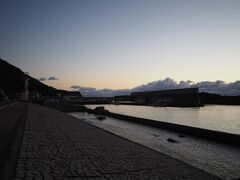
xmin=0 ymin=58 xmax=81 ymax=97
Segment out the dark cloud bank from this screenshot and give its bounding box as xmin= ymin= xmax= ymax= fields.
xmin=71 ymin=78 xmax=240 ymax=97
xmin=39 ymin=77 xmax=47 ymax=81
xmin=39 ymin=76 xmax=59 ymax=81
xmin=48 ymin=76 xmax=58 ymax=80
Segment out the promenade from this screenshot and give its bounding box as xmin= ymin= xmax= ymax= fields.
xmin=3 ymin=103 xmax=218 ymax=179
xmin=0 ymin=103 xmax=27 ymax=179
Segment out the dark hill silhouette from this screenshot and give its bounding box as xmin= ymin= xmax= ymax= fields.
xmin=0 ymin=58 xmax=81 ymax=97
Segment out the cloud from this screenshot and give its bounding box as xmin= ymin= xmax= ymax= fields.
xmin=71 ymin=78 xmax=240 ymax=97
xmin=70 ymin=85 xmax=81 ymax=89
xmin=70 ymin=85 xmax=130 ymax=97
xmin=39 ymin=77 xmax=47 ymax=81
xmin=133 ymin=78 xmax=240 ymax=96
xmin=48 ymin=76 xmax=58 ymax=80
xmin=131 ymin=78 xmax=194 ymax=92
xmin=194 ymin=80 xmax=240 ymax=96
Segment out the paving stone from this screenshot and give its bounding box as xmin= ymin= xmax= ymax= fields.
xmin=13 ymin=103 xmax=219 ymax=179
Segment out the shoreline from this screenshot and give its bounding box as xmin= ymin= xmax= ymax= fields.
xmin=44 ymin=102 xmax=240 ymax=147
xmin=89 ymin=108 xmax=240 ymax=147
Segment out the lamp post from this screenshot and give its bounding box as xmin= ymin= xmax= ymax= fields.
xmin=24 ymin=72 xmax=29 ymax=101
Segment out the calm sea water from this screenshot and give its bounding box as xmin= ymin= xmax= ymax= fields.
xmin=86 ymin=105 xmax=240 ymax=135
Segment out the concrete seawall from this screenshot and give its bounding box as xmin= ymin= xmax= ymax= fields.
xmin=44 ymin=102 xmax=86 ymax=112
xmin=86 ymin=107 xmax=240 ymax=147
xmin=42 ymin=102 xmax=240 ymax=147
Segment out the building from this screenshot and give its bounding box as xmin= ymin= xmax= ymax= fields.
xmin=61 ymin=91 xmax=83 ymax=103
xmin=131 ymin=88 xmax=202 ymax=107
xmin=0 ymin=90 xmax=8 ymax=101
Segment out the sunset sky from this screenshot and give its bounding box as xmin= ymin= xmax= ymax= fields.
xmin=0 ymin=0 xmax=240 ymax=90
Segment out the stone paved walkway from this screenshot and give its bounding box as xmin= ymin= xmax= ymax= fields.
xmin=0 ymin=103 xmax=27 ymax=179
xmin=14 ymin=103 xmax=218 ymax=179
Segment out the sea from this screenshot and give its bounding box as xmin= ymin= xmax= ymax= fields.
xmin=69 ymin=105 xmax=240 ymax=179
xmin=87 ymin=104 xmax=240 ymax=135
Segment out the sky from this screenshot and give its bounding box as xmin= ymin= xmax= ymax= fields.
xmin=0 ymin=0 xmax=240 ymax=91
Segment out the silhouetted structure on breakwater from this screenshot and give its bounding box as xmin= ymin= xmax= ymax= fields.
xmin=131 ymin=88 xmax=201 ymax=107
xmin=199 ymin=92 xmax=240 ymax=105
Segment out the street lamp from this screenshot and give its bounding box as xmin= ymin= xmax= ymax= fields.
xmin=24 ymin=72 xmax=29 ymax=101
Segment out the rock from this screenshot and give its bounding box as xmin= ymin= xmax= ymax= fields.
xmin=93 ymin=106 xmax=109 ymax=114
xmin=167 ymin=138 xmax=179 ymax=143
xmin=94 ymin=106 xmax=105 ymax=111
xmin=178 ymin=134 xmax=186 ymax=138
xmin=97 ymin=116 xmax=106 ymax=120
xmin=152 ymin=133 xmax=160 ymax=137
